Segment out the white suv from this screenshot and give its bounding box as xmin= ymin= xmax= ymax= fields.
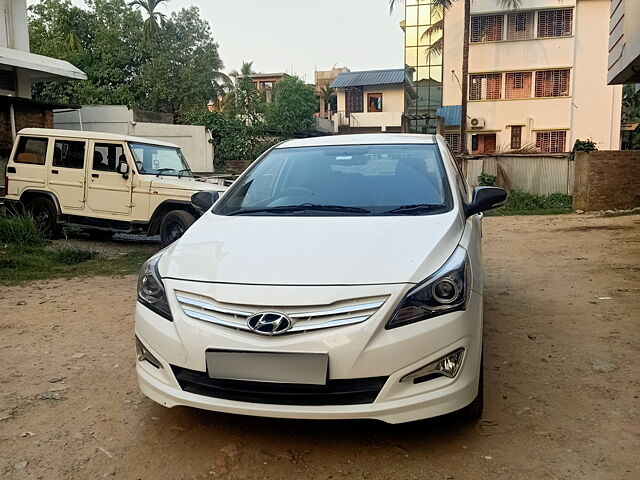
xmin=4 ymin=128 xmax=225 ymax=245
xmin=134 ymin=134 xmax=506 ymax=423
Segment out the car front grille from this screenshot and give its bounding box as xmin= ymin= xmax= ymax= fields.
xmin=171 ymin=366 xmax=387 ymax=406
xmin=175 ymin=291 xmax=387 ymax=335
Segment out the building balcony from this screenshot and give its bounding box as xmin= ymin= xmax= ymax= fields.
xmin=332 ymin=111 xmax=403 ymax=133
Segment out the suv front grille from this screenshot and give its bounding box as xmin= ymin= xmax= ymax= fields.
xmin=175 ymin=292 xmax=387 ymax=334
xmin=171 ymin=366 xmax=387 ymax=406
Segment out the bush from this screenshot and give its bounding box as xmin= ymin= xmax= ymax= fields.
xmin=53 ymin=246 xmax=99 ymax=265
xmin=500 ymin=190 xmax=572 ymax=211
xmin=477 ymin=172 xmax=497 ymax=186
xmin=0 ymin=214 xmax=44 ymax=246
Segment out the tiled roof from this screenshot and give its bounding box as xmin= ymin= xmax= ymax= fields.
xmin=330 ymin=69 xmax=406 ymax=88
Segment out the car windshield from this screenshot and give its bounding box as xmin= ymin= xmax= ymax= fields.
xmin=213 ymin=144 xmax=452 ymax=216
xmin=129 ymin=143 xmax=192 ymax=177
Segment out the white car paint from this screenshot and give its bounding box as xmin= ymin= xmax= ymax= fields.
xmin=135 ymin=134 xmax=499 ymax=424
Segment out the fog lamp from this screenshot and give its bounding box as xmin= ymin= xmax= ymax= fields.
xmin=400 ymin=348 xmax=465 ymax=384
xmin=135 ymin=336 xmax=162 ymax=369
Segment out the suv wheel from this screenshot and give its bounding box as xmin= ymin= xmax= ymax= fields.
xmin=160 ymin=210 xmax=196 ymax=246
xmin=26 ymin=197 xmax=59 ymax=238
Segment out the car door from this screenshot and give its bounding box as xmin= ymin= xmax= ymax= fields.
xmin=86 ymin=141 xmax=132 ymax=216
xmin=48 ymin=137 xmax=87 ymax=212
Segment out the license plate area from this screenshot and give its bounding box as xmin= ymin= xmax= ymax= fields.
xmin=205 ymin=350 xmax=329 ymax=385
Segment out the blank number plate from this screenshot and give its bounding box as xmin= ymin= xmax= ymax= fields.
xmin=206 ymin=350 xmax=329 ymax=385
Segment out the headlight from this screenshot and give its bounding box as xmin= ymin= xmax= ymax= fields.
xmin=137 ymin=250 xmax=172 ymax=321
xmin=386 ymin=246 xmax=470 ymax=329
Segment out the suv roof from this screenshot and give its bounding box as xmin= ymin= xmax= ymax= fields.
xmin=276 ymin=134 xmax=438 ymax=149
xmin=17 ymin=128 xmax=180 ymax=148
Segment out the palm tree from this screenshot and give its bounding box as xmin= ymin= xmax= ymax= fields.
xmin=390 ymin=0 xmax=520 ymax=155
xmin=129 ymin=0 xmax=169 ymax=45
xmin=229 ymin=61 xmax=257 ymax=81
xmin=320 ymin=85 xmax=336 ymax=117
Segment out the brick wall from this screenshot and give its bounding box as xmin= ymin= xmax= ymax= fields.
xmin=573 ymin=151 xmax=640 ymax=211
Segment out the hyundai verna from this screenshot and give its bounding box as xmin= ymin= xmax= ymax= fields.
xmin=134 ymin=134 xmax=506 ymax=424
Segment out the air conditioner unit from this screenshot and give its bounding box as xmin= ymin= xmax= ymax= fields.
xmin=470 ymin=117 xmax=485 ymax=128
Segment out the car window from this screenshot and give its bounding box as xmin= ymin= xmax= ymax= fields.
xmin=53 ymin=140 xmax=85 ymax=169
xmin=441 ymin=140 xmax=470 ymax=202
xmin=214 ymin=144 xmax=453 ymax=216
xmin=93 ymin=143 xmax=125 ymax=172
xmin=129 ymin=143 xmax=192 ymax=177
xmin=14 ymin=137 xmax=48 ymax=165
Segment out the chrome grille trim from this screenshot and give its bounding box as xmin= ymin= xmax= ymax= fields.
xmin=176 ymin=295 xmax=252 ymax=318
xmin=175 ymin=292 xmax=386 ymax=335
xmin=289 ymin=301 xmax=385 ymax=319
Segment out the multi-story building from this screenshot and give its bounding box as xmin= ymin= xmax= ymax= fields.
xmin=608 ymin=0 xmax=640 ymax=85
xmin=330 ymin=69 xmax=412 ymax=134
xmin=315 ymin=66 xmax=350 ymax=118
xmin=241 ymin=73 xmax=289 ymax=103
xmin=404 ymin=0 xmax=623 ymax=154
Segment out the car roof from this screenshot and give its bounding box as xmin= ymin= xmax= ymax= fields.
xmin=17 ymin=128 xmax=180 ymax=148
xmin=275 ymin=134 xmax=438 ymax=149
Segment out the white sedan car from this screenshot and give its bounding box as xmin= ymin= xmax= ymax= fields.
xmin=134 ymin=134 xmax=506 ymax=424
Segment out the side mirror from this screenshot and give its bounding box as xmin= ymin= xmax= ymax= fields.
xmin=191 ymin=190 xmax=220 ymax=211
xmin=118 ymin=161 xmax=129 ymax=178
xmin=465 ymin=187 xmax=507 ymax=217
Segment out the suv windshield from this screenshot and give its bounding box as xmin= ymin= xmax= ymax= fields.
xmin=213 ymin=144 xmax=452 ymax=216
xmin=129 ymin=143 xmax=192 ymax=177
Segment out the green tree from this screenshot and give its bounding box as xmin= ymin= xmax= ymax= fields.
xmin=129 ymin=0 xmax=169 ymax=45
xmin=29 ymin=0 xmax=145 ymax=106
xmin=389 ymin=0 xmax=521 ymax=155
xmin=229 ymin=61 xmax=257 ymax=81
xmin=622 ymin=84 xmax=640 ymax=150
xmin=266 ymin=76 xmax=318 ymax=137
xmin=136 ymin=6 xmax=224 ymax=119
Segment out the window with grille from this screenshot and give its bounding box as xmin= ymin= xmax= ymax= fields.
xmin=0 ymin=69 xmax=16 ymax=91
xmin=510 ymin=126 xmax=522 ymax=150
xmin=469 ymin=73 xmax=502 ymax=100
xmin=507 ymin=11 xmax=534 ymax=40
xmin=505 ymin=72 xmax=532 ymax=99
xmin=538 ymin=9 xmax=573 ymax=38
xmin=536 ymin=131 xmax=566 ymax=153
xmin=535 ymin=69 xmax=570 ymax=97
xmin=470 ymin=15 xmax=504 ymax=43
xmin=444 ymin=133 xmax=461 ymax=154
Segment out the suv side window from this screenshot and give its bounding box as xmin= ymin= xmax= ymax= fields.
xmin=53 ymin=140 xmax=85 ymax=169
xmin=14 ymin=137 xmax=48 ymax=165
xmin=93 ymin=143 xmax=125 ymax=172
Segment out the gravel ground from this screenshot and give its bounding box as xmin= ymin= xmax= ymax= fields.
xmin=1 ymin=213 xmax=639 ymax=479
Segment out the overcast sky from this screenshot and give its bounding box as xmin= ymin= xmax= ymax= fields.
xmin=29 ymin=0 xmax=405 ymax=82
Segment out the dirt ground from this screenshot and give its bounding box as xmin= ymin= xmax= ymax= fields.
xmin=1 ymin=213 xmax=639 ymax=480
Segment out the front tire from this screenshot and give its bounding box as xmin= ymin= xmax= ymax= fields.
xmin=26 ymin=197 xmax=59 ymax=238
xmin=159 ymin=210 xmax=196 ymax=246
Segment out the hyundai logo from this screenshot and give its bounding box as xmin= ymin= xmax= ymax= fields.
xmin=247 ymin=312 xmax=293 ymax=336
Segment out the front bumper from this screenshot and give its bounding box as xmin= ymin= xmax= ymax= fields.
xmin=135 ymin=283 xmax=483 ymax=424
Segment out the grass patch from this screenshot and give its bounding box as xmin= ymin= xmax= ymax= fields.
xmin=485 ymin=190 xmax=573 ymax=216
xmin=53 ymin=246 xmax=99 ymax=265
xmin=0 ymin=214 xmax=44 ymax=246
xmin=0 ymin=214 xmax=157 ymax=283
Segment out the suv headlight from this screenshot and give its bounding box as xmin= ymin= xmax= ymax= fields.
xmin=137 ymin=250 xmax=172 ymax=321
xmin=386 ymin=246 xmax=470 ymax=329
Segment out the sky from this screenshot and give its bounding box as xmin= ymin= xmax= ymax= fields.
xmin=29 ymin=0 xmax=405 ymax=82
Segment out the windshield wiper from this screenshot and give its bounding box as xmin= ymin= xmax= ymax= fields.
xmin=227 ymin=204 xmax=371 ymax=216
xmin=155 ymin=168 xmax=176 ymax=176
xmin=178 ymin=169 xmax=191 ymax=178
xmin=383 ymin=203 xmax=447 ymax=215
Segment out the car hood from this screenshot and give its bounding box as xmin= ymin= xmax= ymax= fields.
xmin=159 ymin=211 xmax=465 ymax=286
xmin=148 ymin=176 xmax=225 ymax=193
